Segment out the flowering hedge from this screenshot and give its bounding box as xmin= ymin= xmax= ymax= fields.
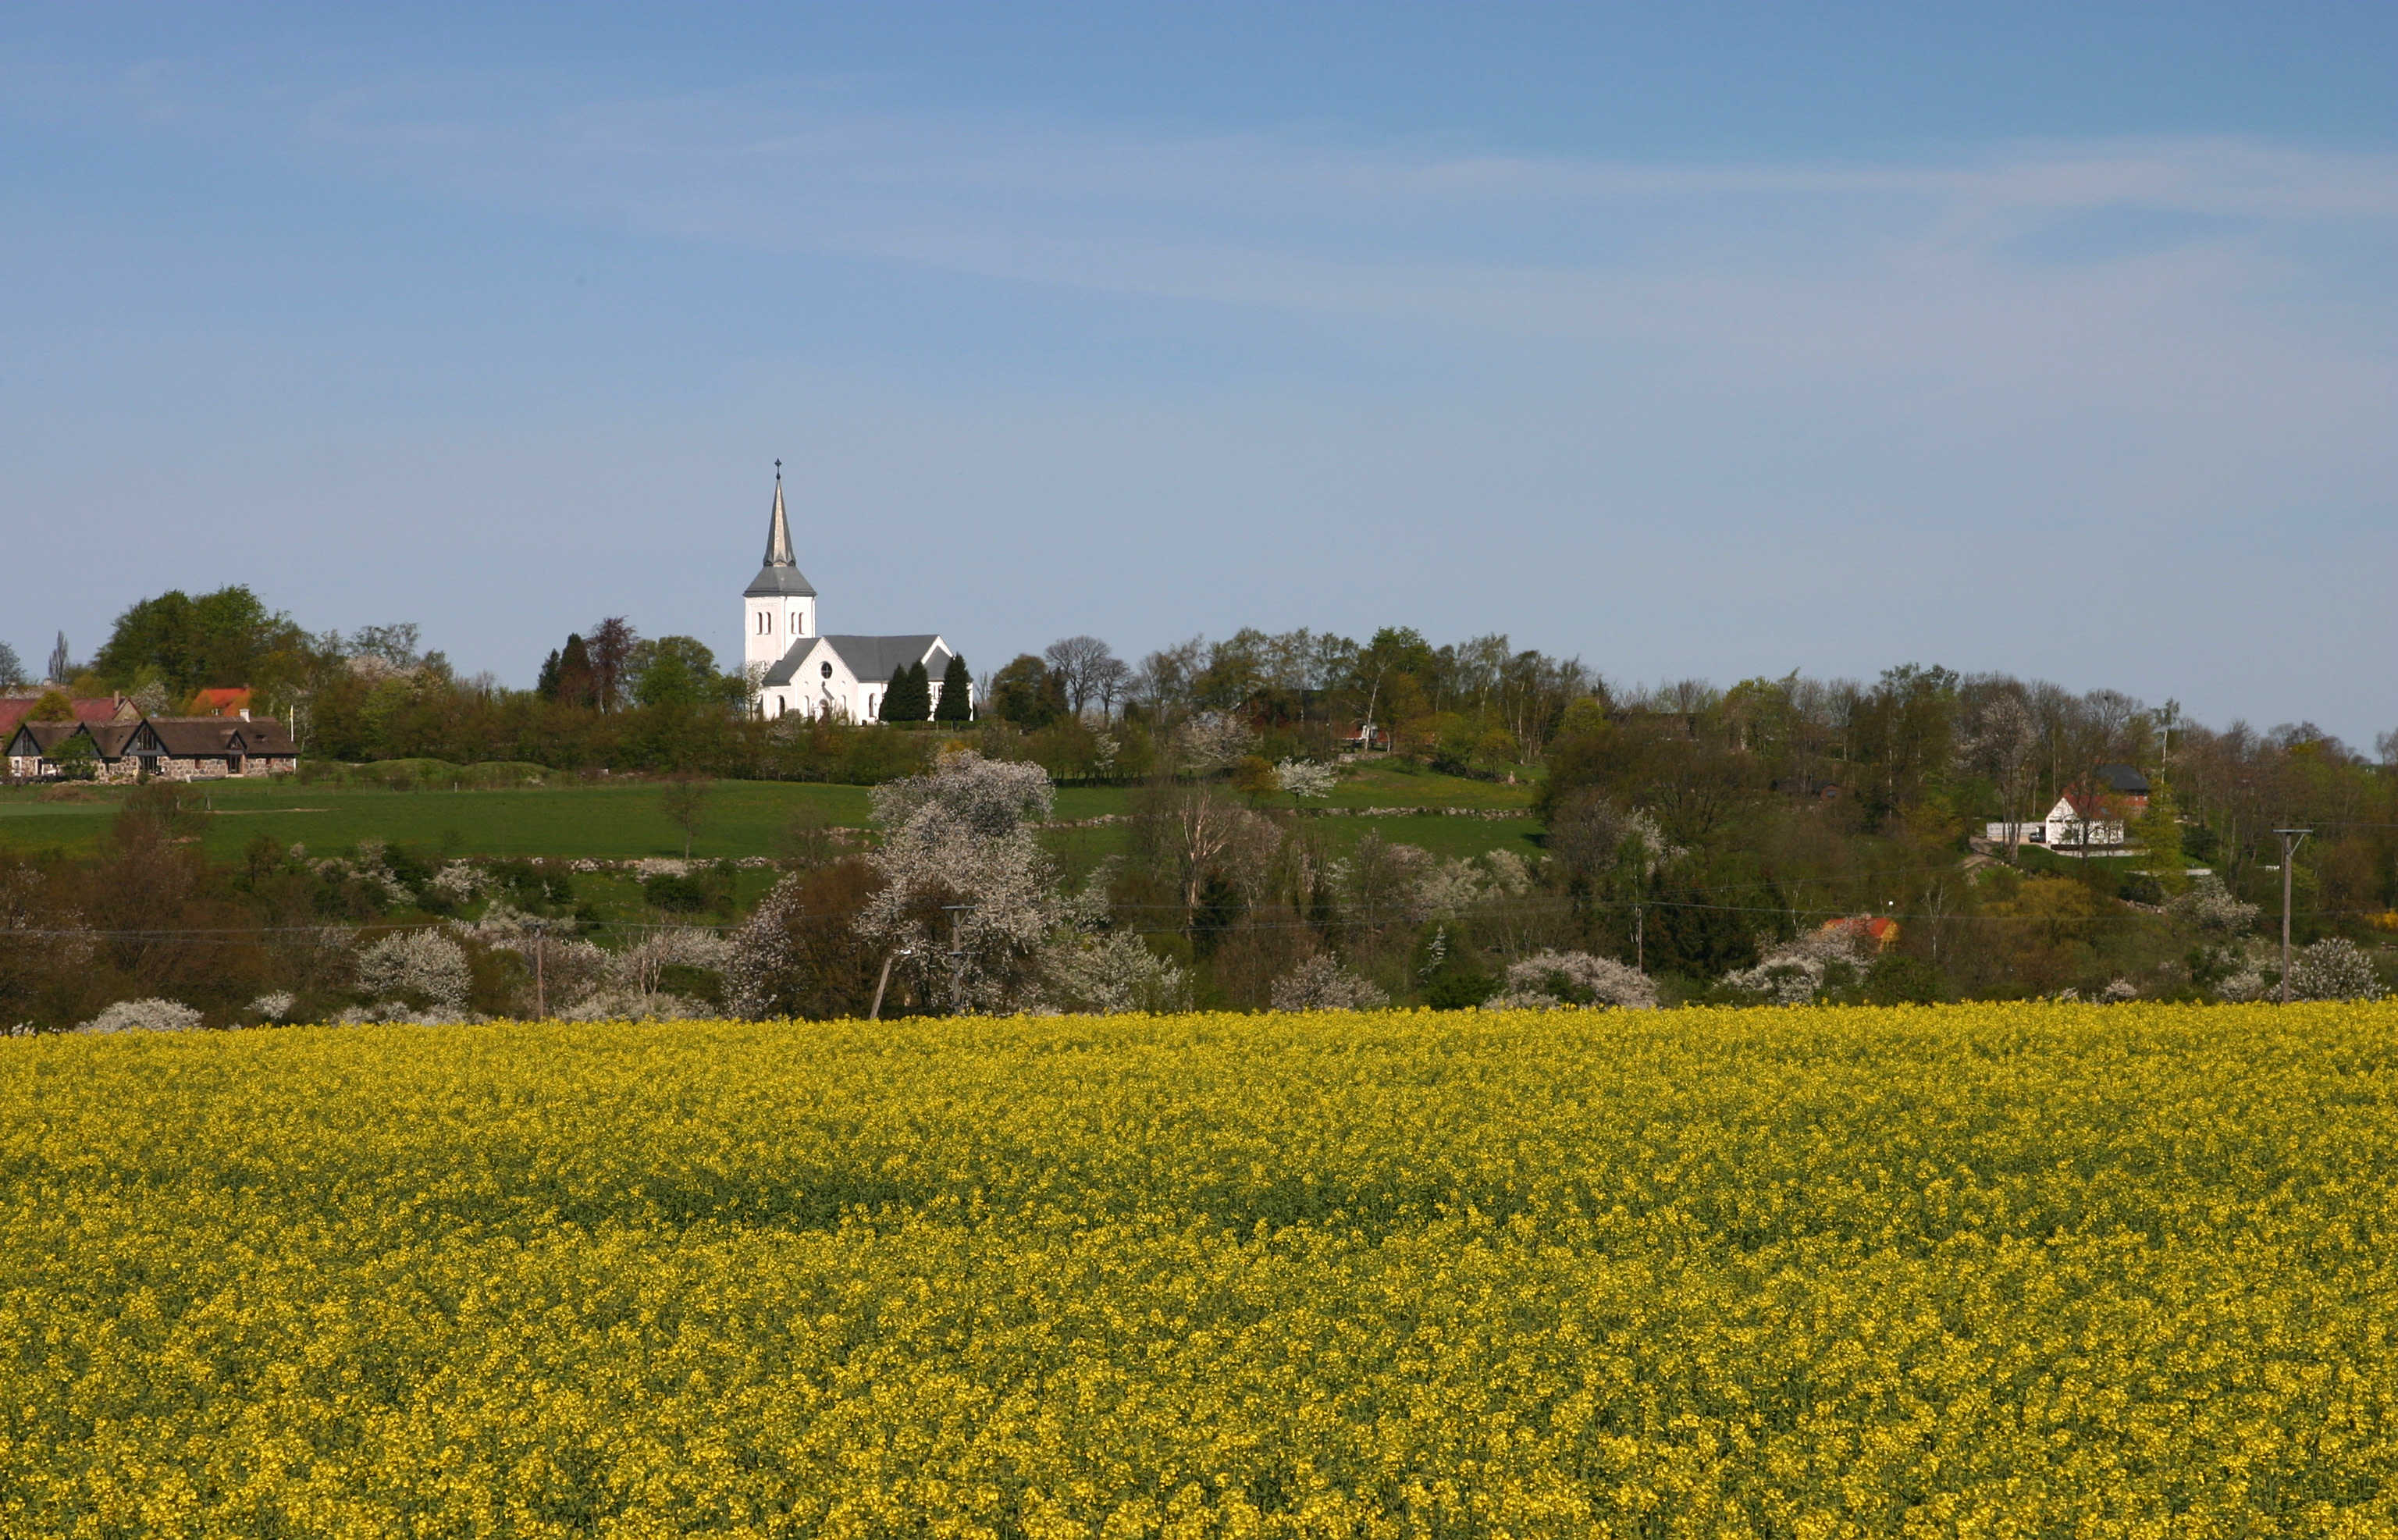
xmin=5 ymin=1003 xmax=2393 ymax=1534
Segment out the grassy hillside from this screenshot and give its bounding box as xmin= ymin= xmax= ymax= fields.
xmin=0 ymin=778 xmax=870 ymax=861
xmin=6 ymin=1003 xmax=2391 ymax=1532
xmin=0 ymin=761 xmax=1537 ymax=865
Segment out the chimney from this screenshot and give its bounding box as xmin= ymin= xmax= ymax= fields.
xmin=240 ymin=708 xmax=251 ymax=720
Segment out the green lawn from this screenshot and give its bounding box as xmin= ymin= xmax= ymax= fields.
xmin=1316 ymin=759 xmax=1539 ymax=811
xmin=0 ymin=762 xmax=1539 ymax=866
xmin=1308 ymin=812 xmax=1541 ymax=863
xmin=0 ymin=780 xmax=873 ymax=862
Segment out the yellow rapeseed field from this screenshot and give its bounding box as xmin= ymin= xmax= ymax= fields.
xmin=4 ymin=1003 xmax=2394 ymax=1538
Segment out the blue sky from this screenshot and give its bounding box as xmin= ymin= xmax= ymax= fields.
xmin=2 ymin=2 xmax=2393 ymax=744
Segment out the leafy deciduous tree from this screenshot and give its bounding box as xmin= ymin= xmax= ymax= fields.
xmin=585 ymin=618 xmax=638 ymax=713
xmin=660 ymin=776 xmax=711 ymax=859
xmin=632 ymin=636 xmax=732 ymax=710
xmin=991 ymin=655 xmax=1065 ymax=728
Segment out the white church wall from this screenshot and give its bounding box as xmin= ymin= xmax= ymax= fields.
xmin=743 ymin=596 xmax=818 ymax=671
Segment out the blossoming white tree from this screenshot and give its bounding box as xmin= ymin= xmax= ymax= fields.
xmin=2172 ymin=874 xmax=2259 ymax=936
xmin=2286 ymin=937 xmax=2386 ymax=1001
xmin=1269 ymin=955 xmax=1389 ymax=1011
xmin=858 ymin=752 xmax=1065 ymax=1013
xmin=1272 ymin=759 xmax=1336 ymax=802
xmin=78 ymin=998 xmax=203 ymax=1033
xmin=1718 ymin=927 xmax=1874 ymax=1005
xmin=1485 ymin=950 xmax=1658 ymax=1010
xmin=354 ymin=929 xmax=471 ymax=1019
xmin=1041 ymin=930 xmax=1191 ymax=1014
xmin=1172 ymin=712 xmax=1258 ymax=774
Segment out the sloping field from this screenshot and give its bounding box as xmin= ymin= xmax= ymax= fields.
xmin=6 ymin=1003 xmax=2393 ymax=1535
xmin=0 ymin=779 xmax=876 ymax=861
xmin=0 ymin=763 xmax=1535 ymax=864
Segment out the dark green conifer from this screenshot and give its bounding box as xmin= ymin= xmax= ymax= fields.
xmin=882 ymin=661 xmax=932 ymax=723
xmin=553 ymin=634 xmax=596 ymax=708
xmin=935 ymin=653 xmax=973 ymax=721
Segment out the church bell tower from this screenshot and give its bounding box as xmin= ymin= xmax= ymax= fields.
xmin=743 ymin=462 xmax=818 ymax=672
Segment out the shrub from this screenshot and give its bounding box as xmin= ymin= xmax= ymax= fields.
xmin=642 ymin=873 xmax=710 ymax=913
xmin=77 ymin=998 xmax=204 ymax=1033
xmin=1719 ymin=930 xmax=1870 ymax=1005
xmin=2172 ymin=874 xmax=2260 ymax=937
xmin=1865 ymin=953 xmax=1948 ymax=1005
xmin=1422 ymin=966 xmax=1498 ymax=1010
xmin=1041 ymin=931 xmax=1192 ymax=1015
xmin=1269 ymin=955 xmax=1389 ymax=1011
xmin=354 ymin=929 xmax=471 ymax=1018
xmin=2286 ymin=937 xmax=2386 ymax=1002
xmin=1487 ymin=950 xmax=1658 ymax=1010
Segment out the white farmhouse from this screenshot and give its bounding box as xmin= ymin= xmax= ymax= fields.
xmin=1985 ymin=765 xmax=2149 ymax=851
xmin=742 ymin=467 xmax=966 ymax=723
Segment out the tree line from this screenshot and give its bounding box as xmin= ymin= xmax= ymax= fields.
xmin=7 ymin=585 xmax=2393 ymax=1022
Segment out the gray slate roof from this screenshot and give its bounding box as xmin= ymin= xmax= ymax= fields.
xmin=2095 ymin=764 xmax=2151 ymax=795
xmin=745 ymin=564 xmax=818 ymax=598
xmin=763 ymin=635 xmax=951 ymax=688
xmin=7 ymin=717 xmax=298 ymax=759
xmin=5 ymin=720 xmax=81 ymax=756
xmin=144 ymin=717 xmax=301 ymax=757
xmin=746 ymin=471 xmax=817 ymax=596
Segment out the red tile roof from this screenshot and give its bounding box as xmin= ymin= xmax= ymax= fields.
xmin=0 ymin=697 xmax=129 ymax=734
xmin=188 ymin=688 xmax=254 ymax=717
xmin=71 ymin=698 xmax=133 ymax=724
xmin=1821 ymin=915 xmax=1902 ymax=949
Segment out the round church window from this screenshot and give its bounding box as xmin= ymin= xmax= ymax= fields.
xmin=820 ymin=662 xmax=834 ymax=679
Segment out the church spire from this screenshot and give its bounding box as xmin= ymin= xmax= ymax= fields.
xmin=745 ymin=459 xmax=817 ymax=600
xmin=763 ymin=460 xmax=796 ymax=567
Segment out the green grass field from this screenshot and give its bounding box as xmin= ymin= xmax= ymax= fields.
xmin=0 ymin=778 xmax=871 ymax=861
xmin=5 ymin=1002 xmax=2391 ymax=1533
xmin=0 ymin=761 xmax=1538 ymax=866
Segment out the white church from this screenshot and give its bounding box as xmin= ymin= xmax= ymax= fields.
xmin=744 ymin=467 xmax=967 ymax=723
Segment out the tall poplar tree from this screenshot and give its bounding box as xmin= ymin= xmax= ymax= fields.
xmin=2134 ymin=774 xmax=2187 ymax=897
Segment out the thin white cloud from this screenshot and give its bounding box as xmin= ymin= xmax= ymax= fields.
xmin=240 ymin=79 xmax=2390 ymax=415
xmin=15 ymin=54 xmax=2392 ymax=331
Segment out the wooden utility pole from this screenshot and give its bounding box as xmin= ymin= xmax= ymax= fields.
xmin=870 ymin=951 xmax=902 ymax=1020
xmin=2274 ymin=828 xmax=2310 ymax=1004
xmin=943 ymin=904 xmax=974 ymax=1015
